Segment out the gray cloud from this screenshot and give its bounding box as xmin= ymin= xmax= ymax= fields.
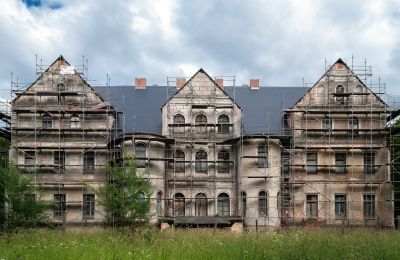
xmin=0 ymin=0 xmax=399 ymax=102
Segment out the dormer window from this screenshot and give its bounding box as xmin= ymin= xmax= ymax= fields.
xmin=57 ymin=83 xmax=66 ymax=92
xmin=335 ymin=85 xmax=345 ymax=105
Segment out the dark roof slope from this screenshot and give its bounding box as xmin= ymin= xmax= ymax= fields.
xmin=94 ymin=86 xmax=308 ymax=135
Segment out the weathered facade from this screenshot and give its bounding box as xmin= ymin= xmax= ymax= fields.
xmin=9 ymin=56 xmax=394 ymax=228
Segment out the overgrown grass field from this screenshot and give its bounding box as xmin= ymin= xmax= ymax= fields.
xmin=1 ymin=228 xmax=400 ymax=259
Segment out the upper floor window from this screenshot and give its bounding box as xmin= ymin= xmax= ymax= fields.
xmin=195 ymin=114 xmax=207 ymax=133
xmin=348 ymin=117 xmax=359 ymax=135
xmin=257 ymin=145 xmax=268 ymax=168
xmin=175 ymin=150 xmax=185 ymax=173
xmin=70 ymin=115 xmax=80 ymax=128
xmin=322 ymin=116 xmax=332 ymax=133
xmin=135 ymin=143 xmax=146 ymax=168
xmin=335 ymin=152 xmax=347 ymax=174
xmin=25 ymin=151 xmax=36 ymax=166
xmin=173 ymin=114 xmax=185 ymax=134
xmin=42 ymin=114 xmax=53 ymax=128
xmin=217 ymin=150 xmax=230 ymax=173
xmin=335 ymin=85 xmax=345 ymax=105
xmin=54 ymin=150 xmax=65 ymax=171
xmin=217 ymin=114 xmax=230 ymax=134
xmin=57 ymin=83 xmax=66 ymax=92
xmin=195 ymin=150 xmax=207 ymax=173
xmin=364 ymin=151 xmax=375 ymax=175
xmin=306 ymin=152 xmax=317 ymax=174
xmin=83 ymin=151 xmax=95 ymax=173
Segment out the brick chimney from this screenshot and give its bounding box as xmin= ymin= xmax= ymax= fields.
xmin=215 ymin=78 xmax=223 ymax=88
xmin=250 ymin=79 xmax=260 ymax=90
xmin=135 ymin=78 xmax=147 ymax=89
xmin=176 ymin=78 xmax=186 ymax=89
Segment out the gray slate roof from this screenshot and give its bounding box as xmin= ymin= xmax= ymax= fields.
xmin=94 ymin=86 xmax=309 ymax=135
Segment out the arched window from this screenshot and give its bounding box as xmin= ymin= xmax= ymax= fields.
xmin=217 ymin=150 xmax=230 ymax=173
xmin=354 ymin=85 xmax=364 ymax=105
xmin=217 ymin=114 xmax=230 ymax=134
xmin=138 ymin=192 xmax=146 ymax=205
xmin=258 ymin=191 xmax=268 ymax=216
xmin=174 ymin=193 xmax=185 ymax=216
xmin=348 ymin=117 xmax=359 ymax=135
xmin=241 ymin=191 xmax=247 ymax=217
xmin=70 ymin=115 xmax=80 ymax=128
xmin=135 ymin=143 xmax=146 ymax=168
xmin=322 ymin=116 xmax=332 ymax=133
xmin=157 ymin=191 xmax=162 ymax=216
xmin=217 ymin=193 xmax=230 ymax=216
xmin=195 ymin=150 xmax=207 ymax=173
xmin=57 ymin=83 xmax=66 ymax=92
xmin=257 ymin=145 xmax=268 ymax=168
xmin=42 ymin=114 xmax=53 ymax=128
xmin=335 ymin=85 xmax=345 ymax=104
xmin=173 ymin=114 xmax=185 ymax=134
xmin=195 ymin=193 xmax=207 ymax=217
xmin=195 ymin=114 xmax=207 ymax=133
xmin=175 ymin=150 xmax=185 ymax=173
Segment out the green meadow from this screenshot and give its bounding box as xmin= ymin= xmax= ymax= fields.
xmin=1 ymin=228 xmax=399 ymax=259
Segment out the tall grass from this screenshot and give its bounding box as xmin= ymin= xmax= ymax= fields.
xmin=1 ymin=228 xmax=399 ymax=259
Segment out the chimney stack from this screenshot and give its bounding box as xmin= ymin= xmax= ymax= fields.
xmin=250 ymin=79 xmax=260 ymax=90
xmin=135 ymin=78 xmax=147 ymax=89
xmin=215 ymin=78 xmax=224 ymax=88
xmin=176 ymin=78 xmax=186 ymax=89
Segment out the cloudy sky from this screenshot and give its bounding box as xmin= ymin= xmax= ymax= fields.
xmin=0 ymin=0 xmax=399 ymax=100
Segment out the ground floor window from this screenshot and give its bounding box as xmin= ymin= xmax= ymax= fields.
xmin=54 ymin=194 xmax=66 ymax=217
xmin=83 ymin=194 xmax=95 ymax=217
xmin=306 ymin=194 xmax=318 ymax=219
xmin=334 ymin=194 xmax=346 ymax=219
xmin=363 ymin=194 xmax=375 ymax=219
xmin=217 ymin=193 xmax=230 ymax=216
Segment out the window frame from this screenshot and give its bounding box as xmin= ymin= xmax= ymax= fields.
xmin=42 ymin=114 xmax=53 ymax=128
xmin=335 ymin=152 xmax=347 ymax=174
xmin=217 ymin=193 xmax=230 ymax=217
xmin=257 ymin=145 xmax=268 ymax=168
xmin=54 ymin=193 xmax=66 ymax=218
xmin=217 ymin=114 xmax=230 ymax=134
xmin=334 ymin=194 xmax=347 ymax=219
xmin=174 ymin=150 xmax=185 ymax=173
xmin=135 ymin=143 xmax=147 ymax=168
xmin=258 ymin=190 xmax=268 ymax=217
xmin=173 ymin=114 xmax=185 ymax=134
xmin=306 ymin=194 xmax=318 ymax=219
xmin=83 ymin=150 xmax=95 ymax=173
xmin=348 ymin=117 xmax=359 ymax=135
xmin=195 ymin=150 xmax=208 ymax=173
xmin=70 ymin=115 xmax=80 ymax=128
xmin=217 ymin=150 xmax=230 ymax=173
xmin=322 ymin=116 xmax=332 ymax=133
xmin=83 ymin=194 xmax=95 ymax=218
xmin=54 ymin=150 xmax=65 ymax=171
xmin=363 ymin=194 xmax=376 ymax=219
xmin=174 ymin=193 xmax=185 ymax=216
xmin=335 ymin=85 xmax=345 ymax=105
xmin=195 ymin=193 xmax=208 ymax=217
xmin=306 ymin=152 xmax=317 ymax=174
xmin=364 ymin=151 xmax=375 ymax=175
xmin=195 ymin=114 xmax=207 ymax=133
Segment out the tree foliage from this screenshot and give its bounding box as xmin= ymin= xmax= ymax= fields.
xmin=96 ymin=157 xmax=151 ymax=228
xmin=0 ymin=162 xmax=49 ymax=232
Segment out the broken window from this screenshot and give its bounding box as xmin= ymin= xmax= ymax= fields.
xmin=335 ymin=194 xmax=347 ymax=219
xmin=306 ymin=194 xmax=318 ymax=218
xmin=83 ymin=194 xmax=95 ymax=217
xmin=42 ymin=114 xmax=53 ymax=128
xmin=335 ymin=85 xmax=345 ymax=105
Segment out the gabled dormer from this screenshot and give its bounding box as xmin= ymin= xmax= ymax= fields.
xmin=292 ymin=58 xmax=387 ymax=110
xmin=161 ymin=69 xmax=241 ymax=139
